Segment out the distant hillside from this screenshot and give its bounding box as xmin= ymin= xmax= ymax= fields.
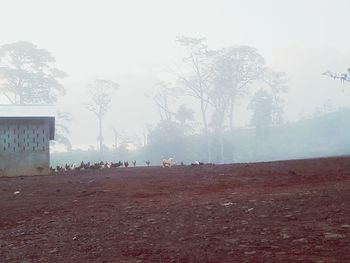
xmin=232 ymin=108 xmax=350 ymax=162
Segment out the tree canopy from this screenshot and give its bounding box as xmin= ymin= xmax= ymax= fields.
xmin=0 ymin=41 xmax=67 ymax=104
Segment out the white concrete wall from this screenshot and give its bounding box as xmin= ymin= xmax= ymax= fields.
xmin=0 ymin=119 xmax=50 ymax=176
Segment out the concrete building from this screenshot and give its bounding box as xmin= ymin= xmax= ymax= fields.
xmin=0 ymin=106 xmax=55 ymax=176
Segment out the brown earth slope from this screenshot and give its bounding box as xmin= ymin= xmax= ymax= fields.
xmin=0 ymin=157 xmax=350 ymax=262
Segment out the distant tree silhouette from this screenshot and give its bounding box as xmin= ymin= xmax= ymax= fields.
xmin=248 ymin=89 xmax=274 ymax=141
xmin=0 ymin=41 xmax=67 ymax=104
xmin=176 ymin=36 xmax=214 ymax=162
xmin=262 ymin=70 xmax=288 ymax=125
xmin=323 ymin=68 xmax=350 ymax=84
xmin=0 ymin=41 xmax=71 ymax=150
xmin=212 ymin=46 xmax=265 ymax=133
xmin=84 ymin=79 xmax=119 ymax=152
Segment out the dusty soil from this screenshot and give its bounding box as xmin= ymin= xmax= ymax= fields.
xmin=0 ymin=157 xmax=350 ymax=262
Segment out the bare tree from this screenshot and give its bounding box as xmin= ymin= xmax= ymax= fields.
xmin=84 ymin=79 xmax=119 ymax=152
xmin=153 ymin=81 xmax=178 ymax=121
xmin=176 ymin=36 xmax=214 ymax=162
xmin=323 ymin=68 xmax=350 ymax=84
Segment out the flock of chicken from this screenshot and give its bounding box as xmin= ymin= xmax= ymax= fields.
xmin=50 ymin=158 xmax=207 ymax=174
xmin=50 ymin=160 xmax=148 ymax=173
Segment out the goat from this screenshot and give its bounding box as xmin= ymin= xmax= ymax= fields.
xmin=162 ymin=158 xmax=175 ymax=168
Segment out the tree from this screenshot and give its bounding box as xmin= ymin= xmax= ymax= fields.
xmin=323 ymin=68 xmax=350 ymax=84
xmin=212 ymin=46 xmax=265 ymax=133
xmin=0 ymin=41 xmax=67 ymax=104
xmin=175 ymin=104 xmax=194 ymax=125
xmin=261 ymin=70 xmax=288 ymax=125
xmin=174 ymin=104 xmax=195 ymax=135
xmin=210 ymin=46 xmax=265 ymax=162
xmin=153 ymin=81 xmax=178 ymax=121
xmin=0 ymin=41 xmax=71 ymax=149
xmin=176 ymin=36 xmax=214 ymax=162
xmin=248 ymin=89 xmax=274 ymax=141
xmin=209 ymin=88 xmax=230 ymax=163
xmin=84 ymin=79 xmax=119 ymax=152
xmin=145 ymin=120 xmax=186 ymax=161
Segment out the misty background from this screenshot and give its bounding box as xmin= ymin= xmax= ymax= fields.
xmin=1 ymin=0 xmax=350 ymax=165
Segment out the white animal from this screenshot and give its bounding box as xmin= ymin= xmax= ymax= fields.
xmin=162 ymin=158 xmax=175 ymax=168
xmin=191 ymin=161 xmax=204 ymax=166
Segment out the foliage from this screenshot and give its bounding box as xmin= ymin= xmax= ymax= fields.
xmin=261 ymin=70 xmax=288 ymax=124
xmin=211 ymin=46 xmax=266 ymax=131
xmin=248 ymin=89 xmax=274 ymax=141
xmin=175 ymin=104 xmax=195 ymax=133
xmin=0 ymin=41 xmax=71 ymax=149
xmin=0 ymin=41 xmax=67 ymax=104
xmin=144 ymin=120 xmax=186 ymax=160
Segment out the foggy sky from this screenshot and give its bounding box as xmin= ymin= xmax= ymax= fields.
xmin=1 ymin=0 xmax=350 ymax=149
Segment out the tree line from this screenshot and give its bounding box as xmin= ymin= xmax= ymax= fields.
xmin=0 ymin=38 xmax=290 ymax=164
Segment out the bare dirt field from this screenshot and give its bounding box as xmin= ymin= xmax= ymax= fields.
xmin=0 ymin=157 xmax=350 ymax=262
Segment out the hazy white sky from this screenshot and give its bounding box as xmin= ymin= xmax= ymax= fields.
xmin=1 ymin=0 xmax=350 ymax=149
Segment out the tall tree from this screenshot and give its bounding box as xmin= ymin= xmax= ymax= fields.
xmin=209 ymin=86 xmax=230 ymax=163
xmin=210 ymin=46 xmax=264 ymax=162
xmin=0 ymin=41 xmax=67 ymax=104
xmin=248 ymin=89 xmax=274 ymax=141
xmin=261 ymin=70 xmax=288 ymax=125
xmin=0 ymin=41 xmax=71 ymax=149
xmin=176 ymin=36 xmax=214 ymax=162
xmin=212 ymin=46 xmax=265 ymax=133
xmin=84 ymin=79 xmax=119 ymax=152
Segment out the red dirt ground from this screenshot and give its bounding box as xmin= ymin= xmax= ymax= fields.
xmin=0 ymin=156 xmax=350 ymax=262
